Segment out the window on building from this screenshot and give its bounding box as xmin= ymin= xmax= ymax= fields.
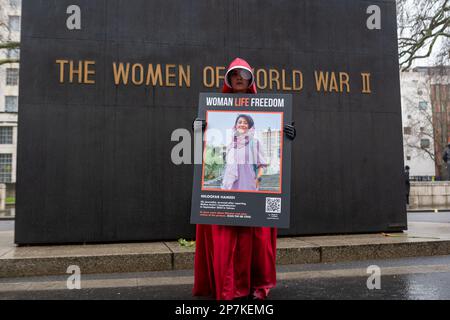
xmin=0 ymin=154 xmax=12 ymax=183
xmin=420 ymin=127 xmax=425 ymax=133
xmin=407 ymin=115 xmax=412 ymax=119
xmin=6 ymin=68 xmax=19 ymax=85
xmin=406 ymin=156 xmax=411 ymax=161
xmin=5 ymin=96 xmax=18 ymax=112
xmin=420 ymin=139 xmax=430 ymax=149
xmin=8 ymin=15 xmax=20 ymax=32
xmin=0 ymin=127 xmax=13 ymax=144
xmin=417 ymin=89 xmax=423 ymax=96
xmin=404 ymin=127 xmax=412 ymax=135
xmin=419 ymin=101 xmax=428 ymax=110
xmin=9 ymin=0 xmax=22 ymax=7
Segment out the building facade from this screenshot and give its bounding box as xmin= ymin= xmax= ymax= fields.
xmin=257 ymin=128 xmax=281 ymax=175
xmin=401 ymin=67 xmax=450 ymax=180
xmin=0 ymin=0 xmax=21 ymax=185
xmin=428 ymin=68 xmax=450 ymax=179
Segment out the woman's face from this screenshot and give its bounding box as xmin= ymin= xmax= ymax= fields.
xmin=236 ymin=117 xmax=249 ymax=134
xmin=230 ymin=69 xmax=250 ymax=93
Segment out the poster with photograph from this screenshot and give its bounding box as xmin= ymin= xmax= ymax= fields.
xmin=190 ymin=93 xmax=292 ymax=228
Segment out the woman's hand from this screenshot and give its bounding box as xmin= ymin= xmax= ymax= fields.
xmin=284 ymin=121 xmax=296 ymax=140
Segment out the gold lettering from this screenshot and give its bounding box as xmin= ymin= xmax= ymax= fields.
xmin=293 ymin=70 xmax=303 ymax=91
xmin=166 ymin=64 xmax=176 ymax=87
xmin=203 ymin=66 xmax=214 ymax=88
xmin=69 ymin=60 xmax=82 ymax=83
xmin=361 ymin=73 xmax=371 ymax=93
xmin=113 ymin=62 xmax=130 ymax=85
xmin=329 ymin=72 xmax=339 ymax=92
xmin=146 ymin=64 xmax=163 ymax=86
xmin=339 ymin=72 xmax=350 ymax=93
xmin=256 ymin=69 xmax=268 ymax=90
xmin=179 ymin=65 xmax=191 ymax=87
xmin=83 ymin=60 xmax=95 ymax=84
xmin=216 ymin=66 xmax=225 ymax=88
xmin=269 ymin=69 xmax=280 ymax=90
xmin=131 ymin=64 xmax=144 ymax=85
xmin=56 ymin=59 xmax=68 ymax=83
xmin=281 ymin=69 xmax=292 ymax=91
xmin=315 ymin=71 xmax=329 ymax=92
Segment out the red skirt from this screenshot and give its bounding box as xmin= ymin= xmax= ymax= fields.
xmin=192 ymin=224 xmax=277 ymax=300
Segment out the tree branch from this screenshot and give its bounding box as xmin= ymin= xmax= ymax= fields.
xmin=398 ymin=0 xmax=450 ymax=70
xmin=0 ymin=58 xmax=19 ymax=66
xmin=0 ymin=42 xmax=20 ymax=50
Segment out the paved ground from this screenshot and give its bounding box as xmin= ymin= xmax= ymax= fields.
xmin=1 ymin=211 xmax=449 ymax=300
xmin=407 ymin=212 xmax=450 ymax=223
xmin=0 ymin=221 xmax=13 ymax=232
xmin=0 ymin=255 xmax=449 ymax=300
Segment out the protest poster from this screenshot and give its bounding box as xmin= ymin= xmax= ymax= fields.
xmin=191 ymin=93 xmax=292 ymax=228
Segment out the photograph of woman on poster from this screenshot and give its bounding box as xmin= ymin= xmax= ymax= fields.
xmin=221 ymin=114 xmax=267 ymax=191
xmin=201 ymin=111 xmax=282 ymax=193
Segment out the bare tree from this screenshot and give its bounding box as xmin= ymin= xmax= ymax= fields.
xmin=435 ymin=37 xmax=450 ymax=66
xmin=397 ymin=0 xmax=450 ymax=70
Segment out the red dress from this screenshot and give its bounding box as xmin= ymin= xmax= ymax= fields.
xmin=193 ymin=225 xmax=277 ymax=300
xmin=192 ymin=58 xmax=277 ymax=300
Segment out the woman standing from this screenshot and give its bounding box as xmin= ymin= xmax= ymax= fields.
xmin=192 ymin=58 xmax=278 ymax=300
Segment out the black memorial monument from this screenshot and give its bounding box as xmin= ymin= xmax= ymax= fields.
xmin=16 ymin=0 xmax=406 ymax=244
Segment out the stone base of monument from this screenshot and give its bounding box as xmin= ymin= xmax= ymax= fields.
xmin=1 ymin=221 xmax=450 ymax=278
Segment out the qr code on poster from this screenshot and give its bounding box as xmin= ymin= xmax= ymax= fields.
xmin=265 ymin=197 xmax=281 ymax=214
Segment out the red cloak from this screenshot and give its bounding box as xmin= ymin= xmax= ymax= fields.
xmin=192 ymin=58 xmax=277 ymax=300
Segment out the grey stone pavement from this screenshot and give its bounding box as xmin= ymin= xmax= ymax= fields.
xmin=0 ymin=212 xmax=450 ymax=299
xmin=1 ymin=255 xmax=450 ymax=300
